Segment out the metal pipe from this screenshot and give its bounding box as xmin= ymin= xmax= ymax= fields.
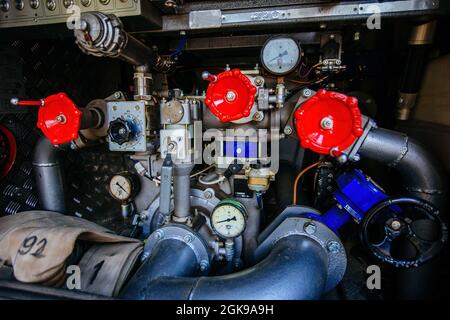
xmin=121 ymin=239 xmax=199 ymax=299
xmin=80 ymin=109 xmax=102 ymax=130
xmin=32 ymin=137 xmax=66 ymax=213
xmin=172 ymin=164 xmax=194 ymax=220
xmin=397 ymin=20 xmax=436 ymax=120
xmin=358 ymin=127 xmax=446 ymax=209
xmin=358 ymin=126 xmax=446 ymax=299
xmin=74 ymin=12 xmax=159 ymax=67
xmin=121 ymin=235 xmax=329 ymax=300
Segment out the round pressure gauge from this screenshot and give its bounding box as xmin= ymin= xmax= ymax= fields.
xmin=211 ymin=199 xmax=247 ymax=239
xmin=261 ymin=36 xmax=301 ymax=75
xmin=108 ymin=173 xmax=137 ymax=202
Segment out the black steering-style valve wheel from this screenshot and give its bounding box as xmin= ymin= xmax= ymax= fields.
xmin=360 ymin=197 xmax=448 ymax=268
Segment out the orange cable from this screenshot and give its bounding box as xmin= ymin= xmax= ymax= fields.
xmin=292 ymin=161 xmax=321 ymax=205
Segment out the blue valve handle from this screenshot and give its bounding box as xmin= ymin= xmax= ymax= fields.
xmin=304 ymin=169 xmax=393 ymax=233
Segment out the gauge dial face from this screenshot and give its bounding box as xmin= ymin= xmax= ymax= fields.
xmin=261 ymin=37 xmax=301 ymax=75
xmin=109 ymin=174 xmax=133 ymax=201
xmin=211 ymin=201 xmax=247 ymax=239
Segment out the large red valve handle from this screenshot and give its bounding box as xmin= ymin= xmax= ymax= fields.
xmin=10 ymin=93 xmax=82 ymax=145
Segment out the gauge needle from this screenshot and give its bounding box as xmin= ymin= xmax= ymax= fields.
xmin=217 ymin=216 xmax=237 ymax=224
xmin=116 ymin=182 xmax=129 ymax=194
xmin=268 ymin=50 xmax=288 ymax=62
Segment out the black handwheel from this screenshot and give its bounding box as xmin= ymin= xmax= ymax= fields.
xmin=360 ymin=197 xmax=448 ymax=268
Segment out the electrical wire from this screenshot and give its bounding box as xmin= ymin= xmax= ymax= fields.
xmin=292 ymin=161 xmax=321 ymax=205
xmin=190 ymin=165 xmax=215 ymax=178
xmin=298 ymin=62 xmax=322 ymax=79
xmin=198 ymin=175 xmax=225 ymax=185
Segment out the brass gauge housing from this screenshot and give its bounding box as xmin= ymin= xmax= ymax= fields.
xmin=108 ymin=173 xmax=139 ymax=202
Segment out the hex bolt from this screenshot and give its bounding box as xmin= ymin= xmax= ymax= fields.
xmin=255 ymin=77 xmax=264 ymax=86
xmin=253 ymin=112 xmax=263 ymax=121
xmin=391 ymin=220 xmax=402 ymax=231
xmin=303 ymin=222 xmax=317 ymax=235
xmin=327 ymin=241 xmax=341 ymax=253
xmin=55 ymin=114 xmax=67 ymax=124
xmin=139 ymin=212 xmax=148 ymax=221
xmin=184 ymin=234 xmax=193 ymax=243
xmin=226 ymin=91 xmax=236 ymax=102
xmin=320 ymin=117 xmax=334 ymax=130
xmin=336 ymin=153 xmax=348 ymax=164
xmin=203 ymin=190 xmax=213 ymax=199
xmin=353 ymin=153 xmax=361 ymax=162
xmin=284 ymin=126 xmax=293 ymax=135
xmin=302 ymin=89 xmax=313 ymax=98
xmin=114 ymin=92 xmax=121 ymax=99
xmin=154 ymin=230 xmax=164 ymax=240
xmin=199 ymin=260 xmax=209 ymax=272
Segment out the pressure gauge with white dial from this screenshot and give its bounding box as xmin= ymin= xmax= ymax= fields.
xmin=211 ymin=199 xmax=248 ymax=239
xmin=108 ymin=173 xmax=136 ymax=202
xmin=261 ymin=36 xmax=301 ymax=75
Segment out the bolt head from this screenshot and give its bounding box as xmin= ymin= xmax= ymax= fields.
xmin=320 ymin=117 xmax=334 ymax=130
xmin=154 ymin=230 xmax=164 ymax=240
xmin=203 ymin=190 xmax=213 ymax=199
xmin=284 ymin=126 xmax=293 ymax=135
xmin=302 ymin=89 xmax=312 ymax=98
xmin=304 ymin=222 xmax=317 ymax=235
xmin=199 ymin=260 xmax=209 ymax=272
xmin=391 ymin=220 xmax=402 ymax=231
xmin=253 ymin=112 xmax=263 ymax=121
xmin=327 ymin=241 xmax=341 ymax=253
xmin=337 ymin=154 xmax=348 ymax=164
xmin=55 ymin=114 xmax=67 ymax=124
xmin=225 ymin=91 xmax=236 ymax=102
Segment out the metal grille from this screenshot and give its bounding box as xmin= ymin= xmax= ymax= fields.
xmin=0 ymin=39 xmax=127 ymax=231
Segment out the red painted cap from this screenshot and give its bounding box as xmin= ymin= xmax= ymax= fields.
xmin=37 ymin=93 xmax=82 ymax=145
xmin=294 ymin=89 xmax=363 ymax=156
xmin=204 ymin=69 xmax=257 ymax=122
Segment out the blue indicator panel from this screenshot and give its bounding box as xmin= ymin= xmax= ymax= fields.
xmin=223 ymin=141 xmax=258 ymax=158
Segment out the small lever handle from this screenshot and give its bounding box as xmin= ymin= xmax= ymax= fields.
xmin=10 ymin=98 xmax=44 ymax=107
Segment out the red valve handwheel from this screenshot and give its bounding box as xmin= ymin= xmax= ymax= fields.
xmin=0 ymin=125 xmax=17 ymax=179
xmin=13 ymin=93 xmax=82 ymax=145
xmin=294 ymin=89 xmax=363 ymax=156
xmin=204 ymin=69 xmax=257 ymax=122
